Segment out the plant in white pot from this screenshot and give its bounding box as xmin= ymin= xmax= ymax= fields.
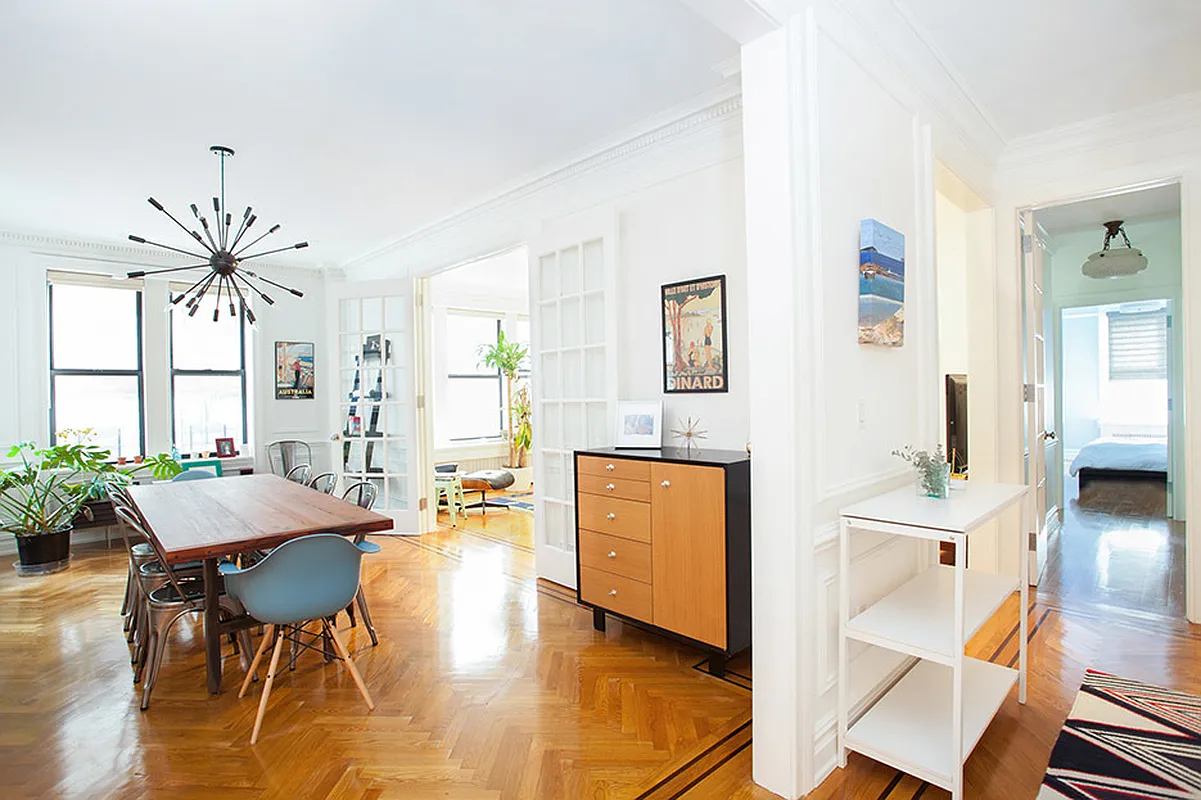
xmin=478 ymin=331 xmax=533 ymax=492
xmin=0 ymin=434 xmax=181 ymax=574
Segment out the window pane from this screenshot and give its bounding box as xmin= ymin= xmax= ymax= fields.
xmin=53 ymin=375 xmax=141 ymax=457
xmin=51 ymin=284 xmax=139 ymax=370
xmin=446 ymin=314 xmax=500 ymax=375
xmin=173 ymin=375 xmax=244 ymax=451
xmin=444 ymin=378 xmax=501 ymax=440
xmin=172 ymin=292 xmax=242 ymax=370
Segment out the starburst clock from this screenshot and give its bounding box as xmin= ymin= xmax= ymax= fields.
xmin=671 ymin=416 xmax=708 ymax=450
xmin=124 ymin=145 xmax=307 ymax=323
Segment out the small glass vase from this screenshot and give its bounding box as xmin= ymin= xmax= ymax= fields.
xmin=916 ymin=462 xmax=951 ymax=499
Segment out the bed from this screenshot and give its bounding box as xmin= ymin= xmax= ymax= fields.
xmin=1069 ymin=438 xmax=1168 ymax=490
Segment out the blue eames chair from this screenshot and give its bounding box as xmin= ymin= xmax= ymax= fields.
xmin=219 ymin=533 xmax=378 ymax=744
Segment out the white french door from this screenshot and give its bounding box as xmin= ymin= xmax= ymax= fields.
xmin=328 ymin=278 xmax=420 ymax=533
xmin=1021 ymin=212 xmax=1051 ymax=584
xmin=529 ymin=212 xmax=618 ymax=587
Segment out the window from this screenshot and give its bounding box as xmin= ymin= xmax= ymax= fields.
xmin=171 ymin=288 xmax=247 ymax=450
xmin=49 ymin=281 xmax=145 ymax=457
xmin=1108 ymin=308 xmax=1168 ymax=381
xmin=444 ymin=313 xmax=503 ymax=440
xmin=511 ymin=316 xmax=531 ymax=378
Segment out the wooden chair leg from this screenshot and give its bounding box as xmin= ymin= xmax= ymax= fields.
xmin=321 ymin=618 xmax=374 ymax=710
xmin=238 ymin=624 xmax=275 ymax=699
xmin=250 ymin=629 xmax=287 ymax=745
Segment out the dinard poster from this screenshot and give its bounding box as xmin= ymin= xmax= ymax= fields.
xmin=661 ymin=275 xmax=728 ymax=393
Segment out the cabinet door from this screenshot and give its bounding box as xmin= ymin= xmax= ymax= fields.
xmin=650 ymin=463 xmax=727 ymax=647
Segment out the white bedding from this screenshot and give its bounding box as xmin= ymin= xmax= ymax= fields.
xmin=1069 ymin=438 xmax=1168 ymax=476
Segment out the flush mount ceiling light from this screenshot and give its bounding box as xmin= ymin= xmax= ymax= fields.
xmin=1081 ymin=220 xmax=1148 ymax=279
xmin=125 ymin=145 xmax=308 ymax=323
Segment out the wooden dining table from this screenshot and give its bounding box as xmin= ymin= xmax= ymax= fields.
xmin=127 ymin=473 xmax=395 ymax=694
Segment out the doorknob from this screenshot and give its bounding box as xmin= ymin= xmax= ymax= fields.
xmin=605 ymin=463 xmax=615 ymax=471
xmin=605 ymin=483 xmax=615 ymax=491
xmin=661 ymin=480 xmax=671 ymax=488
xmin=609 ymin=589 xmax=618 ymax=596
xmin=607 ymin=551 xmax=617 ymax=559
xmin=606 ymin=513 xmax=616 ymax=520
xmin=1041 ymin=430 xmax=1057 ymax=441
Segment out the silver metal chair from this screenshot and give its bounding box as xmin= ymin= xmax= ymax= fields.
xmin=283 ymin=464 xmax=312 ymax=485
xmin=308 ymin=472 xmax=338 ymax=495
xmin=340 ymin=481 xmax=381 ymax=646
xmin=265 ymin=440 xmax=312 ymax=478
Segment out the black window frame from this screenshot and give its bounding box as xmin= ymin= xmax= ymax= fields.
xmin=48 ymin=282 xmax=147 ymax=456
xmin=168 ymin=289 xmax=249 ymax=447
xmin=446 ymin=316 xmax=505 ymax=442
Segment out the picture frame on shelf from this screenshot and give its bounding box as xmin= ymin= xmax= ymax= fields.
xmin=215 ymin=437 xmax=236 ymax=458
xmin=615 ymin=401 xmax=663 ymax=449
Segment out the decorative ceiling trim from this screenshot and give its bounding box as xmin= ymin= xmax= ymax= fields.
xmin=342 ymin=86 xmax=743 ymax=270
xmin=0 ymin=229 xmax=323 ymax=277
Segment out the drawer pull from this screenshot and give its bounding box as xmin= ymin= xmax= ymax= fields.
xmin=606 ymin=512 xmax=616 ymax=520
xmin=607 ymin=551 xmax=617 ymax=559
xmin=605 ymin=463 xmax=615 ymax=471
xmin=609 ymin=589 xmax=618 ymax=596
xmin=661 ymin=480 xmax=671 ymax=488
xmin=605 ymin=483 xmax=615 ymax=491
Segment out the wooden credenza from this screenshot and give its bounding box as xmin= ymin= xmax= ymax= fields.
xmin=573 ymin=447 xmax=751 ymax=675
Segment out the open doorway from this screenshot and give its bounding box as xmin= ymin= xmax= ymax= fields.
xmin=425 ymin=247 xmax=534 ymax=549
xmin=1032 ymin=183 xmax=1186 ymax=618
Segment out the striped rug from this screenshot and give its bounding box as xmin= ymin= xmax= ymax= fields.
xmin=1039 ymin=669 xmax=1201 ymax=799
xmin=487 ymin=491 xmax=534 ymax=514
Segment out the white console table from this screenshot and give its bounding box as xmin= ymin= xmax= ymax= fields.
xmin=837 ymin=481 xmax=1028 ymax=800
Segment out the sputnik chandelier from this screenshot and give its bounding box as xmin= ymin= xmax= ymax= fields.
xmin=125 ymin=145 xmax=307 ymax=323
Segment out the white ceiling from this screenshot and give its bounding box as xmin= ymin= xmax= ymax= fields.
xmin=0 ymin=0 xmax=736 ymax=266
xmin=899 ymin=0 xmax=1201 ymax=140
xmin=1036 ymin=183 xmax=1180 ymax=237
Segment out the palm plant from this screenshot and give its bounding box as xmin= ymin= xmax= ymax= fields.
xmin=511 ymin=385 xmax=532 ymax=469
xmin=477 ymin=330 xmax=530 ymax=468
xmin=0 ymin=441 xmax=181 ymax=538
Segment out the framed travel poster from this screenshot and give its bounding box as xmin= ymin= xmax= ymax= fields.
xmin=858 ymin=219 xmax=905 ymax=346
xmin=275 ymin=341 xmax=315 ymax=399
xmin=661 ymin=275 xmax=728 ymax=393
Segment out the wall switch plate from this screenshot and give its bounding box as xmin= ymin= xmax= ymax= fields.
xmin=857 ymin=399 xmax=867 ymax=429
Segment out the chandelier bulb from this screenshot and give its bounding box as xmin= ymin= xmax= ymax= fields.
xmin=147 ymin=197 xmax=164 ymax=211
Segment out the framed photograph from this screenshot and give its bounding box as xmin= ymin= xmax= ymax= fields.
xmin=214 ymin=437 xmax=236 ymax=458
xmin=858 ymin=219 xmax=905 ymax=346
xmin=615 ymin=401 xmax=663 ymax=449
xmin=662 ymin=275 xmax=728 ymax=393
xmin=275 ymin=341 xmax=315 ymax=399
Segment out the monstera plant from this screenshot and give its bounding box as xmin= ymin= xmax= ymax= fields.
xmin=0 ymin=436 xmax=180 ymax=573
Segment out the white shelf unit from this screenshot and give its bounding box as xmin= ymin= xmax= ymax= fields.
xmin=838 ymin=482 xmax=1029 ymax=800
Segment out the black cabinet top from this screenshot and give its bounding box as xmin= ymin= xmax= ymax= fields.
xmin=576 ymin=447 xmax=750 ymax=466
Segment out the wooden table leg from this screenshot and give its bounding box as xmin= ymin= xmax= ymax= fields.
xmin=204 ymin=557 xmax=222 ymax=694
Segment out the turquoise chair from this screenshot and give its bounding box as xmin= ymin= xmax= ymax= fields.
xmin=218 ymin=533 xmax=379 ymax=744
xmin=172 ymin=469 xmax=216 ymax=481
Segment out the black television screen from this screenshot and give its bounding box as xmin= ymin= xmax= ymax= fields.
xmin=946 ymin=374 xmax=968 ymax=474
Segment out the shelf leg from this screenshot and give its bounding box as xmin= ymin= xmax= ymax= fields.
xmin=592 ymin=608 xmax=606 ymax=632
xmin=837 ymin=517 xmax=851 ymax=769
xmin=1019 ymin=492 xmax=1029 ymax=704
xmin=952 ymin=533 xmax=965 ymax=800
xmin=708 ymin=652 xmax=726 ymax=678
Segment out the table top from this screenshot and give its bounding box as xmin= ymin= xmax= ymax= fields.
xmin=839 ymin=481 xmax=1028 ymax=534
xmin=128 ymin=473 xmax=395 ymax=563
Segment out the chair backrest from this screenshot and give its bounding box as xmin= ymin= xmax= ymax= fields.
xmin=111 ymin=501 xmax=195 ymax=605
xmin=309 ymin=472 xmax=337 ymax=495
xmin=341 ymin=481 xmax=377 ymax=510
xmin=173 ymin=469 xmax=215 ymax=482
xmin=220 ymin=534 xmax=369 ymax=624
xmin=283 ymin=464 xmax=312 ymax=485
xmin=265 ymin=440 xmax=313 ymax=477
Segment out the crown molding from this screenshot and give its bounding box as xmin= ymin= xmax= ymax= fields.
xmin=999 ymin=90 xmax=1201 ymax=170
xmin=342 ymin=85 xmax=743 ymax=271
xmin=0 ymin=228 xmax=324 ymax=277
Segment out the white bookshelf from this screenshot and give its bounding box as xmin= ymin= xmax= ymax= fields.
xmin=838 ymin=482 xmax=1029 ymax=800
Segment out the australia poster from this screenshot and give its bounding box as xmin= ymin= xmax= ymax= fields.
xmin=662 ymin=275 xmax=728 ymax=393
xmin=858 ymin=219 xmax=905 ymax=346
xmin=275 ymin=341 xmax=315 ymax=399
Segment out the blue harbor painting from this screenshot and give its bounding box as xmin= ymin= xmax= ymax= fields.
xmin=858 ymin=219 xmax=905 ymax=346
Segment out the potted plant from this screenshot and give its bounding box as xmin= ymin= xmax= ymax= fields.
xmin=478 ymin=330 xmax=533 ymax=492
xmin=892 ymin=444 xmax=951 ymax=499
xmin=0 ymin=432 xmax=181 ymax=574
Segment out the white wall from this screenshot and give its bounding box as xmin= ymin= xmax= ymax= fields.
xmin=936 ymin=191 xmax=969 ymax=448
xmin=1060 ymin=309 xmax=1101 ymax=455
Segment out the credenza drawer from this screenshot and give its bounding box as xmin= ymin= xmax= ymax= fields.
xmin=579 ymin=566 xmax=652 ymax=623
xmin=579 ymin=530 xmax=652 ymax=584
xmin=577 ymin=455 xmax=651 ymax=482
xmin=577 ymin=494 xmax=651 ymax=543
xmin=577 ymin=473 xmax=651 ymax=503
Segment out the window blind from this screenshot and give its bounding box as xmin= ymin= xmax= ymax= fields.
xmin=1108 ymin=309 xmax=1168 ymax=381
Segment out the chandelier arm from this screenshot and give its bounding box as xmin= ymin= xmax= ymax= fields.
xmin=148 ymin=198 xmax=215 ymax=254
xmin=227 ymin=273 xmax=256 ymax=324
xmin=1120 ymin=229 xmax=1133 ymax=248
xmin=198 ymin=216 xmax=221 ymax=252
xmin=242 ymin=268 xmax=305 ymax=298
xmin=237 ymin=242 xmax=309 ymax=262
xmin=172 ymin=271 xmax=216 ymax=304
xmin=212 ymin=198 xmax=225 ymax=250
xmin=187 ymin=273 xmax=220 ymax=315
xmin=231 ymin=272 xmax=275 ymax=305
xmin=228 ymin=208 xmax=253 ymax=253
xmin=126 ymin=263 xmax=209 ymax=279
xmin=212 ymin=275 xmax=226 ymax=321
xmin=128 ymin=235 xmax=211 ymax=261
xmin=232 ymin=224 xmax=281 ymax=257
